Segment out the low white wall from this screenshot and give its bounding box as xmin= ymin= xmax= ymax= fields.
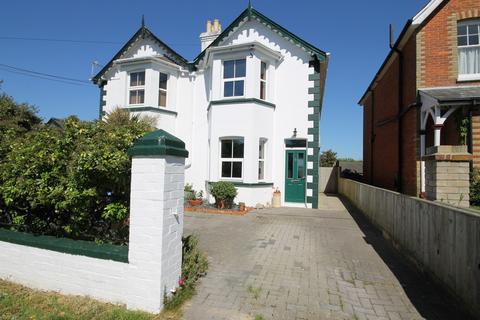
xmin=0 ymin=242 xmax=130 ymax=304
xmin=0 ymin=152 xmax=185 ymax=314
xmin=338 ymin=178 xmax=480 ymax=318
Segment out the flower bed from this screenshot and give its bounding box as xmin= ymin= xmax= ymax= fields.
xmin=184 ymin=203 xmax=252 ymax=216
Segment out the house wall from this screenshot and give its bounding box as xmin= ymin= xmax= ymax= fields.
xmin=362 ymin=34 xmax=418 ymax=196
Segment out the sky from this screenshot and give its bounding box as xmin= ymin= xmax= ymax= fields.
xmin=0 ymin=0 xmax=428 ymax=160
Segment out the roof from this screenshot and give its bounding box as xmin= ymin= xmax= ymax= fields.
xmin=419 ymin=86 xmax=480 ymax=105
xmin=358 ymin=0 xmax=448 ymax=105
xmin=192 ymin=6 xmax=327 ymax=66
xmin=92 ymin=26 xmax=189 ymax=84
xmin=93 ymin=6 xmax=327 ymax=84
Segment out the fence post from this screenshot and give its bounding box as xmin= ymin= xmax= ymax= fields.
xmin=126 ymin=130 xmax=188 ymax=313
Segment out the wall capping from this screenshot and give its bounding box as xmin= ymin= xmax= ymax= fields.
xmin=0 ymin=228 xmax=128 ymax=263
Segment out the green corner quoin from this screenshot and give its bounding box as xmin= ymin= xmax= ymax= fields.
xmin=0 ymin=228 xmax=128 ymax=263
xmin=128 ymin=129 xmax=189 ymax=158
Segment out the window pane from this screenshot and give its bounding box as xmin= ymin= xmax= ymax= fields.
xmin=259 ymin=140 xmax=265 ymax=159
xmin=159 ymin=73 xmax=168 ymax=90
xmin=458 ymin=25 xmax=467 ymax=36
xmin=221 ymin=140 xmax=232 ymax=158
xmin=297 ymin=153 xmax=305 ymax=179
xmin=224 ymin=60 xmax=235 ymax=78
xmin=469 ymin=35 xmax=479 ymax=45
xmin=468 ymin=24 xmax=479 ymax=35
xmin=138 ymin=90 xmax=144 ymax=103
xmin=130 ymin=90 xmax=144 ymax=104
xmin=234 ymin=80 xmax=244 ymax=96
xmin=260 ymin=62 xmax=266 ymax=80
xmin=287 ymin=153 xmax=293 ymax=179
xmin=260 ymin=81 xmax=266 ymax=100
xmin=458 ymin=36 xmax=468 ymax=46
xmin=233 ymin=139 xmax=244 ymax=158
xmin=221 ymin=162 xmax=232 ymax=178
xmin=224 ymin=81 xmax=234 ymax=97
xmin=459 ymin=46 xmax=480 ymax=75
xmin=130 ymin=72 xmax=145 ymax=86
xmin=159 ymin=91 xmax=167 ymax=107
xmin=138 ymin=72 xmax=145 ymax=85
xmin=232 ymin=162 xmax=242 ymax=178
xmin=129 ymin=91 xmax=136 ymax=104
xmin=258 ymin=161 xmax=264 ymax=180
xmin=235 ymin=59 xmax=246 ymax=77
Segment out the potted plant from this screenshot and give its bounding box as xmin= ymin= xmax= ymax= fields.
xmin=185 ymin=184 xmax=203 ymax=206
xmin=210 ymin=181 xmax=238 ymax=209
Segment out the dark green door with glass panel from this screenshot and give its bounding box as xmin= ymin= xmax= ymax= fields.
xmin=285 ymin=150 xmax=306 ymax=203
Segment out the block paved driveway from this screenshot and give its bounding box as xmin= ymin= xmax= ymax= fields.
xmin=182 ymin=195 xmax=472 ymax=320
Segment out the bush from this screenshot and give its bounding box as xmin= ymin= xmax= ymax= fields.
xmin=320 ymin=149 xmax=337 ymax=167
xmin=0 ymin=112 xmax=154 ymax=244
xmin=210 ymin=181 xmax=237 ymax=208
xmin=471 ymin=168 xmax=480 ymax=206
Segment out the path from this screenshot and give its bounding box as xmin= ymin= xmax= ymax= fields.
xmin=182 ymin=195 xmax=472 ymax=320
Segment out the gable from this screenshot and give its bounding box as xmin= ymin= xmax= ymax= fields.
xmin=193 ymin=7 xmax=327 ymax=66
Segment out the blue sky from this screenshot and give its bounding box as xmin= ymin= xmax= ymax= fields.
xmin=0 ymin=0 xmax=427 ymax=159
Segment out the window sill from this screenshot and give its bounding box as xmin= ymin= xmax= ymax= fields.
xmin=457 ymin=74 xmax=480 ymax=82
xmin=124 ymin=106 xmax=177 ymax=116
xmin=208 ymin=98 xmax=276 ymax=110
xmin=208 ymin=181 xmax=274 ymax=187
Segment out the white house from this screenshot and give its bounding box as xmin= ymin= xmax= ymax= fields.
xmin=92 ymin=5 xmax=329 ymax=208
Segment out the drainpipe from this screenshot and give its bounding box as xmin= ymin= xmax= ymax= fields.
xmin=390 ymin=24 xmax=404 ymax=193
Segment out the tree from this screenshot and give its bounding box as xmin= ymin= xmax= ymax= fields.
xmin=320 ymin=149 xmax=337 ymax=167
xmin=0 ymin=94 xmax=42 ymax=160
xmin=0 ymin=115 xmax=154 ymax=244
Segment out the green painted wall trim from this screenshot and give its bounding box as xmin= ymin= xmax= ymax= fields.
xmin=308 ymin=100 xmax=321 ymax=108
xmin=308 ymin=114 xmax=320 ymax=121
xmin=0 ymin=228 xmax=128 ymax=263
xmin=128 ymin=129 xmax=189 ymax=157
xmin=208 ymin=181 xmax=274 ymax=187
xmin=308 ymin=73 xmax=321 ymax=81
xmin=98 ymin=85 xmax=106 ymax=120
xmin=125 ymin=106 xmax=178 ymax=116
xmin=208 ymin=98 xmax=275 ymax=110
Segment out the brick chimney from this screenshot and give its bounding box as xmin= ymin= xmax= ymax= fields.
xmin=200 ymin=18 xmax=221 ymax=51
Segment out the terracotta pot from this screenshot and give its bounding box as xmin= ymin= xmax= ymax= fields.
xmin=239 ymin=202 xmax=245 ymax=211
xmin=188 ymin=199 xmax=203 ymax=207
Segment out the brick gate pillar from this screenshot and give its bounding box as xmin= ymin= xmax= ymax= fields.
xmin=424 ymin=145 xmax=472 ymax=208
xmin=126 ymin=129 xmax=188 ymax=312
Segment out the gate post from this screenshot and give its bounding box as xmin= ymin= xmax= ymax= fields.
xmin=126 ymin=130 xmax=188 ymax=312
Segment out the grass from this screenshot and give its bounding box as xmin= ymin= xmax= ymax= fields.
xmin=0 ymin=279 xmax=181 ymax=320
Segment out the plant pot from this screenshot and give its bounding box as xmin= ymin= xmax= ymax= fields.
xmin=239 ymin=202 xmax=245 ymax=211
xmin=215 ymin=198 xmax=225 ymax=209
xmin=188 ymin=199 xmax=203 ymax=207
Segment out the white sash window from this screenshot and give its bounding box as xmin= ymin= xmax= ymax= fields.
xmin=458 ymin=20 xmax=480 ymax=81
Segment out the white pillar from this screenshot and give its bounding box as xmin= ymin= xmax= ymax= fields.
xmin=434 ymin=125 xmax=442 ymax=147
xmin=127 ymin=130 xmax=188 ymax=313
xmin=420 ymin=133 xmax=426 ymax=194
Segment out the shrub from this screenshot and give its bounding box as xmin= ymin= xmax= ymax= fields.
xmin=0 ymin=114 xmax=153 ymax=244
xmin=471 ymin=167 xmax=480 ymax=206
xmin=210 ymin=181 xmax=237 ymax=208
xmin=320 ymin=149 xmax=337 ymax=167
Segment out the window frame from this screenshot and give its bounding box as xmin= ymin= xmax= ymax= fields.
xmin=260 ymin=61 xmax=267 ymax=100
xmin=457 ymin=19 xmax=480 ymax=81
xmin=158 ymin=72 xmax=168 ymax=107
xmin=219 ymin=138 xmax=244 ymax=180
xmin=258 ymin=138 xmax=267 ymax=181
xmin=129 ymin=71 xmax=146 ymax=105
xmin=222 ymin=59 xmax=246 ymax=98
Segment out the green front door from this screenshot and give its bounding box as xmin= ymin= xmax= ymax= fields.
xmin=285 ymin=150 xmax=306 ymax=203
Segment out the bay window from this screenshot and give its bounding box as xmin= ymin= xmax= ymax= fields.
xmin=129 ymin=71 xmax=145 ymax=105
xmin=220 ymin=138 xmax=244 ymax=178
xmin=458 ymin=20 xmax=480 ymax=79
xmin=159 ymin=72 xmax=168 ymax=107
xmin=223 ymin=59 xmax=246 ymax=97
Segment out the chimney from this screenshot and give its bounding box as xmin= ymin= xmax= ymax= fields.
xmin=200 ymin=18 xmax=222 ymax=51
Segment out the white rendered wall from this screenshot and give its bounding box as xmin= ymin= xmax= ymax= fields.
xmin=0 ymin=154 xmax=185 ymax=314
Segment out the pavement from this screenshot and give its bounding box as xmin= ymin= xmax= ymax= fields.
xmin=182 ymin=194 xmax=472 ymax=320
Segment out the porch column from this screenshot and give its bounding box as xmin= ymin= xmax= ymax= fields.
xmin=419 ymin=130 xmax=426 ymax=195
xmin=434 ymin=124 xmax=443 ymax=147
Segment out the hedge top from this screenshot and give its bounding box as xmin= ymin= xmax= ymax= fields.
xmin=128 ymin=129 xmax=188 ymax=158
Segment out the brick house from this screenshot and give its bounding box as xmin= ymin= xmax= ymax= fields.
xmin=359 ymin=0 xmax=480 ymax=197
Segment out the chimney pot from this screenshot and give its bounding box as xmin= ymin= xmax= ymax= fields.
xmin=206 ymin=20 xmax=212 ymax=33
xmin=213 ymin=19 xmax=221 ymax=32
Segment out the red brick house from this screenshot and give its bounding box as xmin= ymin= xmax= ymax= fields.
xmin=359 ymin=0 xmax=480 ymax=197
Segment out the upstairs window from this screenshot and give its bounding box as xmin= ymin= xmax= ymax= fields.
xmin=260 ymin=62 xmax=267 ymax=100
xmin=159 ymin=72 xmax=168 ymax=107
xmin=220 ymin=138 xmax=244 ymax=179
xmin=223 ymin=59 xmax=246 ymax=97
xmin=458 ymin=20 xmax=480 ymax=79
xmin=129 ymin=71 xmax=145 ymax=105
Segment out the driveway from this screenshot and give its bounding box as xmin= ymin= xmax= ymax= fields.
xmin=182 ymin=195 xmax=471 ymax=320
